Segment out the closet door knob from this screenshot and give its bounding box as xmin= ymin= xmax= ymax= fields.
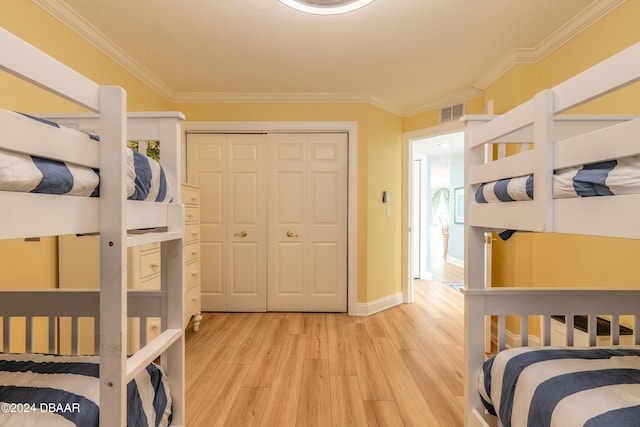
xmin=235 ymin=231 xmax=247 ymax=237
xmin=286 ymin=230 xmax=298 ymax=238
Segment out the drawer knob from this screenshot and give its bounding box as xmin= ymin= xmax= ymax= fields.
xmin=234 ymin=231 xmax=247 ymax=238
xmin=191 ymin=271 xmax=198 ymax=277
xmin=150 ymin=261 xmax=159 ymax=269
xmin=192 ymin=295 xmax=199 ymax=301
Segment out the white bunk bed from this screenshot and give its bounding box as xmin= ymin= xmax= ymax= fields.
xmin=0 ymin=27 xmax=185 ymax=426
xmin=464 ymin=41 xmax=640 ymax=427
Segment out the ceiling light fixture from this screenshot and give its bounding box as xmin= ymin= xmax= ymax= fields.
xmin=279 ymin=0 xmax=375 ymax=15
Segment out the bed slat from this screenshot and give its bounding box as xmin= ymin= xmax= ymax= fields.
xmin=588 ymin=315 xmax=597 ymax=347
xmin=49 ymin=316 xmax=56 ymax=354
xmin=0 ymin=27 xmax=100 ymax=111
xmin=553 ymin=42 xmax=640 ymax=114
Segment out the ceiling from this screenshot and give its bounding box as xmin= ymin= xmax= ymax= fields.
xmin=37 ymin=0 xmax=617 ymax=116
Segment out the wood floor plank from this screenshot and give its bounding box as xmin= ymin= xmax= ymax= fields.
xmin=228 ymin=313 xmax=270 ymax=365
xmin=296 ymin=359 xmax=331 ymax=426
xmin=362 ymin=400 xmax=405 ymax=427
xmin=361 ymin=312 xmax=389 ymax=338
xmin=348 ymin=323 xmax=395 ymax=401
xmin=215 ymin=312 xmax=261 ymax=348
xmin=259 ymin=334 xmax=307 ymax=426
xmin=378 ymin=307 xmax=420 ymax=351
xmin=243 ymin=317 xmax=290 ymax=388
xmin=189 ymin=363 xmax=250 ymax=427
xmin=304 ymin=313 xmax=329 ymax=360
xmin=224 ymin=386 xmax=270 ymax=427
xmin=329 ymin=375 xmax=368 ymax=426
xmin=326 ymin=314 xmax=357 ymax=377
xmin=186 ymin=345 xmax=236 ymax=418
xmin=400 ymin=348 xmax=464 ymax=427
xmin=372 ymin=336 xmax=440 ymax=426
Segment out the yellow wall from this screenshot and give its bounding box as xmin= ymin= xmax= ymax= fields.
xmin=0 ymin=238 xmax=58 ymax=288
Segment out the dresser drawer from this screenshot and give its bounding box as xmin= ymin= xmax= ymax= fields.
xmin=185 ymin=223 xmax=200 ymax=244
xmin=185 ymin=261 xmax=200 ymax=289
xmin=185 ymin=285 xmax=201 ymax=325
xmin=185 ymin=205 xmax=200 ymax=224
xmin=182 ymin=187 xmax=200 ymax=206
xmin=139 ymin=251 xmax=161 ymax=280
xmin=185 ymin=242 xmax=200 ymax=265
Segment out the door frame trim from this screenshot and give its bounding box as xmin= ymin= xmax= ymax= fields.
xmin=182 ymin=121 xmax=358 ymax=315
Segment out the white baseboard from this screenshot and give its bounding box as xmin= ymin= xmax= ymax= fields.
xmin=352 ymin=292 xmax=403 ymax=316
xmin=491 ymin=319 xmax=541 ymax=349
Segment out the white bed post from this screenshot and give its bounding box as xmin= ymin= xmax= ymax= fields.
xmin=463 ymin=118 xmax=491 ymax=427
xmin=98 ymin=85 xmax=128 ymax=426
xmin=532 ymin=89 xmax=554 ymax=232
xmin=159 ymin=116 xmax=185 ymax=426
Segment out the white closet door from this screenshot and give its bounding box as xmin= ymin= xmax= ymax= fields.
xmin=267 ymin=133 xmax=347 ymax=312
xmin=186 ymin=133 xmax=267 ymax=312
xmin=226 ymin=134 xmax=267 ymax=311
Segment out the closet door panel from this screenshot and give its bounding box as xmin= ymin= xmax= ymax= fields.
xmin=268 ymin=133 xmax=347 ymax=312
xmin=187 ymin=134 xmax=227 ymax=311
xmin=306 ymin=136 xmax=347 ymax=312
xmin=226 ymin=134 xmax=267 ymax=311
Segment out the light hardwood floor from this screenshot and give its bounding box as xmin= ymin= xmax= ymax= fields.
xmin=185 ymin=266 xmax=465 ymax=426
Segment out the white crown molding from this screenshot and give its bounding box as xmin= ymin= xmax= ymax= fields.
xmin=474 ymin=0 xmax=627 ymax=90
xmin=34 ymin=0 xmax=175 ymax=100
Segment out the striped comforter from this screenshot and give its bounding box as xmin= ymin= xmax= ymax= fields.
xmin=0 ymin=111 xmax=172 ymax=202
xmin=0 ymin=353 xmax=172 ymax=427
xmin=480 ymin=346 xmax=640 ymax=427
xmin=475 ymin=156 xmax=640 ymax=203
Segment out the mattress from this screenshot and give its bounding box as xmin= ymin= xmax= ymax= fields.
xmin=0 ymin=353 xmax=171 ymax=427
xmin=475 ymin=156 xmax=640 ymax=203
xmin=480 ymin=346 xmax=640 ymax=427
xmin=0 ymin=110 xmax=172 ymax=202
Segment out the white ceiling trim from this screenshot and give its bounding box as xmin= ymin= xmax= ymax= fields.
xmin=474 ymin=0 xmax=627 ymax=90
xmin=34 ymin=0 xmax=175 ymax=100
xmin=35 ymin=0 xmax=625 ymax=117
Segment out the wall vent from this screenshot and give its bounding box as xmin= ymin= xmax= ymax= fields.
xmin=440 ymin=102 xmax=465 ymax=123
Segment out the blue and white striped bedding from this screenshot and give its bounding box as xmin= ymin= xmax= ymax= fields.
xmin=480 ymin=346 xmax=640 ymax=427
xmin=0 ymin=148 xmax=172 ymax=202
xmin=475 ymin=156 xmax=640 ymax=203
xmin=0 ymin=110 xmax=172 ymax=202
xmin=0 ymin=353 xmax=172 ymax=427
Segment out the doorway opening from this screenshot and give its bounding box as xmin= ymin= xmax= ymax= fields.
xmin=402 ymin=124 xmax=464 ymax=303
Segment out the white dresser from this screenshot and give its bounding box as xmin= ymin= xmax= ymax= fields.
xmin=182 ymin=183 xmax=202 ymax=331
